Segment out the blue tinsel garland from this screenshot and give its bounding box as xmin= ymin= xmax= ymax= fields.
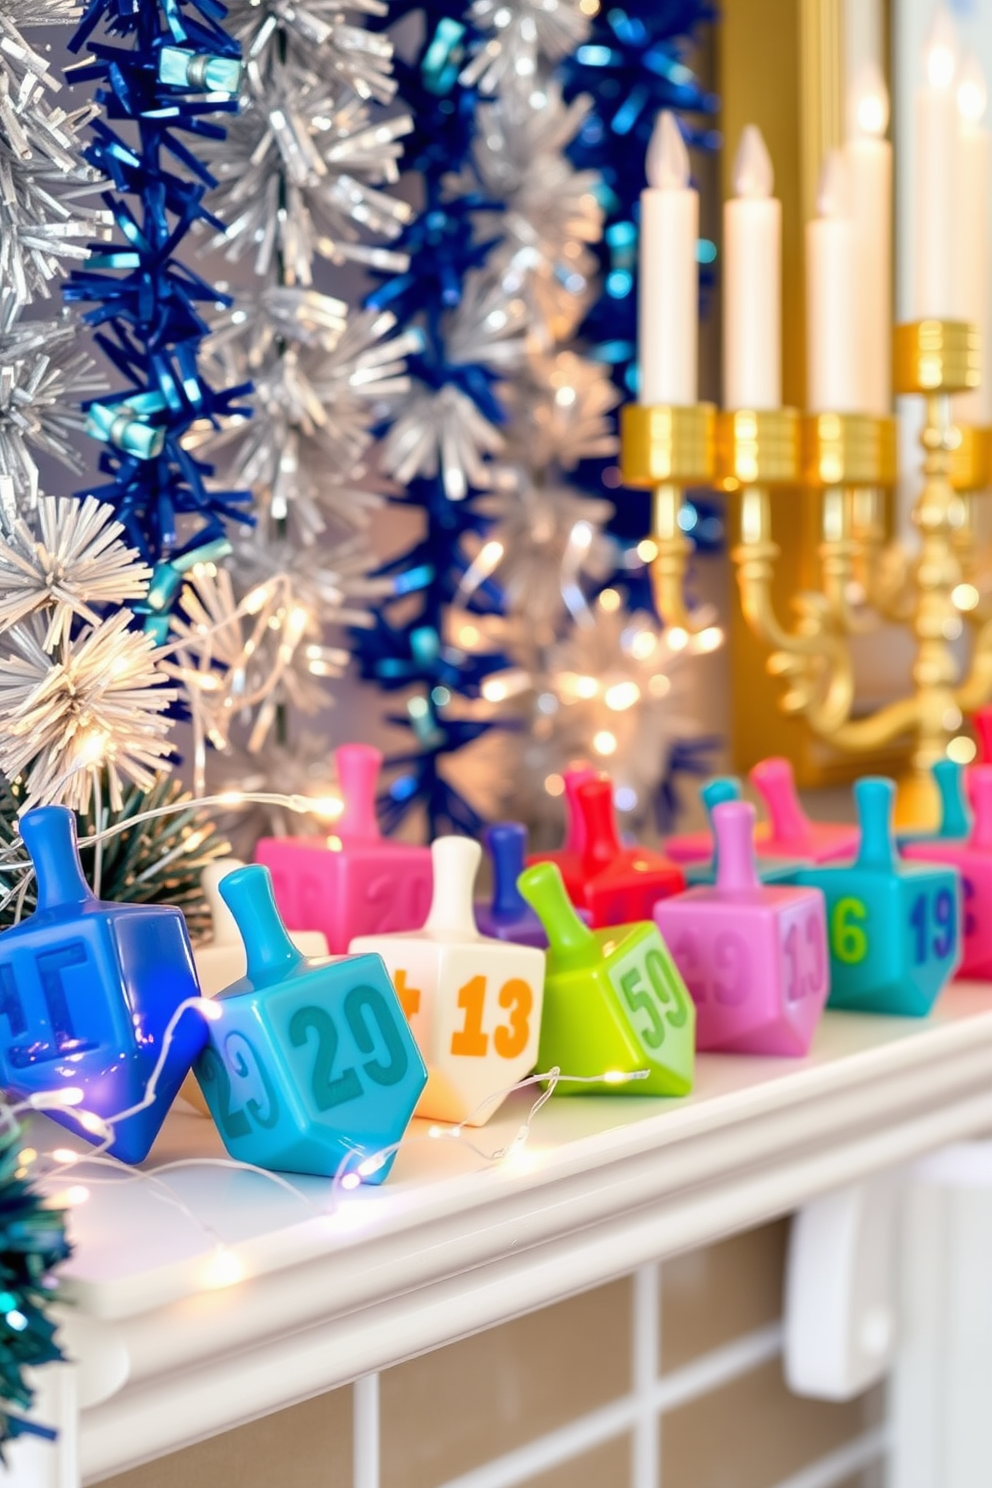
xmin=64 ymin=0 xmax=252 ymax=569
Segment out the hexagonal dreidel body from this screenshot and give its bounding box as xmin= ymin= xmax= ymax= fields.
xmin=575 ymin=779 xmax=685 ymax=928
xmin=0 ymin=806 xmax=206 ymax=1164
xmin=794 ymin=778 xmax=961 ymax=1015
xmin=475 ymin=824 xmax=548 ymax=948
xmin=350 ymin=838 xmax=545 ymax=1125
xmin=527 ymin=765 xmax=599 ymax=902
xmin=195 ymin=865 xmax=426 ymax=1180
xmin=517 ymin=862 xmax=695 ymax=1095
xmin=680 ymin=779 xmax=807 ymax=886
xmin=751 ymin=757 xmax=860 ymax=863
xmin=255 ymin=743 xmax=433 ymax=952
xmin=896 ymin=759 xmax=971 ymax=849
xmin=654 ymin=802 xmax=829 ymax=1055
xmin=665 ymin=777 xmax=742 ymax=865
xmin=902 ymin=765 xmax=992 ymax=978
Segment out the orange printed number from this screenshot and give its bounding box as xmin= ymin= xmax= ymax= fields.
xmin=451 ymin=975 xmax=533 ymax=1059
xmin=394 ymin=970 xmax=421 ymax=1019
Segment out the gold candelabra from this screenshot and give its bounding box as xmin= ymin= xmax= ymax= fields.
xmin=620 ymin=320 xmax=992 ymax=798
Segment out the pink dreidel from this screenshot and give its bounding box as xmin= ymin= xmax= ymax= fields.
xmin=903 ymin=764 xmax=992 ymax=978
xmin=255 ymin=744 xmax=433 ymax=953
xmin=527 ymin=764 xmax=600 ymax=901
xmin=654 ymin=801 xmax=830 ymax=1055
xmin=750 ymin=757 xmax=859 ymax=863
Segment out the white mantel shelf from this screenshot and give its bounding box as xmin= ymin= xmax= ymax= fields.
xmin=49 ymin=982 xmax=992 ymax=1482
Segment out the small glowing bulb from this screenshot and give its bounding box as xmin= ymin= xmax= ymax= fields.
xmin=574 ymin=675 xmax=599 ymax=700
xmin=948 ymin=735 xmax=977 ymax=764
xmin=545 ymin=773 xmax=565 ymax=797
xmin=51 ymin=1149 xmax=78 ymax=1166
xmin=218 ymin=791 xmax=245 ymax=807
xmin=630 ymin=630 xmax=658 ymax=661
xmin=310 ymin=795 xmax=344 ymax=821
xmin=204 ymin=1247 xmax=244 ymax=1288
xmin=76 ymin=1111 xmax=108 ymax=1137
xmin=637 ymin=539 xmax=659 ymax=563
xmin=200 ymin=999 xmax=223 ymax=1022
xmin=850 ymin=62 xmax=889 ymax=138
xmin=666 ymin=627 xmax=689 ymax=652
xmin=598 ymin=588 xmax=621 ymax=613
xmin=604 ymin=681 xmax=641 ymax=712
xmin=340 ymin=1172 xmax=363 ymax=1191
xmin=17 ymin=1149 xmax=36 ymax=1167
xmin=593 ymin=730 xmax=618 ymax=756
xmin=952 ymin=582 xmax=980 ymax=611
xmin=695 ymin=625 xmax=725 ymax=654
xmin=30 ymin=1087 xmax=84 ymax=1110
xmin=482 ymin=678 xmax=509 ymax=702
xmin=603 ymin=1070 xmax=629 ymax=1084
xmin=64 ymin=1185 xmax=90 ymax=1207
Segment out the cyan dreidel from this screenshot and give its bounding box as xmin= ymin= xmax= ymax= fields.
xmin=666 ymin=777 xmax=742 ymax=864
xmin=655 ymin=802 xmax=829 ymax=1054
xmin=517 ymin=861 xmax=695 ymax=1095
xmin=350 ymin=837 xmax=545 ymax=1125
xmin=255 ymin=743 xmax=434 ymax=953
xmin=183 ymin=860 xmax=331 ymax=1116
xmin=681 ymin=778 xmax=807 ymax=886
xmin=902 ymin=764 xmax=992 ymax=978
xmin=896 ymin=759 xmax=971 ymax=848
xmin=794 ymin=777 xmax=962 ymax=1015
xmin=527 ymin=765 xmax=599 ymax=901
xmin=476 ymin=824 xmax=548 ymax=948
xmin=0 ymin=806 xmax=207 ymax=1164
xmin=751 ymin=757 xmax=860 ymax=863
xmin=575 ymin=778 xmax=685 ymax=927
xmin=195 ymin=864 xmax=426 ymax=1180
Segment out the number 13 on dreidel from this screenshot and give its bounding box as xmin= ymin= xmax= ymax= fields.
xmin=350 ymin=837 xmax=546 ymax=1126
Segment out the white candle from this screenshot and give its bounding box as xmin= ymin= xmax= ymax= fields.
xmin=846 ymin=63 xmax=892 ymax=415
xmin=806 ymin=151 xmax=858 ymax=413
xmin=914 ymin=7 xmax=958 ymax=319
xmin=723 ymin=126 xmax=781 ymax=410
xmin=954 ymin=54 xmax=990 ymax=424
xmin=638 ymin=111 xmax=698 ymax=406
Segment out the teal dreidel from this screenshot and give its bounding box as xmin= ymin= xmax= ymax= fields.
xmin=195 ymin=864 xmax=427 ymax=1181
xmin=794 ymin=777 xmax=961 ymax=1015
xmin=896 ymin=758 xmax=971 ymax=848
xmin=517 ymin=861 xmax=695 ymax=1095
xmin=683 ymin=778 xmax=807 ymax=886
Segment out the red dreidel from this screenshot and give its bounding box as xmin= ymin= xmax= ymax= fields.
xmin=527 ymin=765 xmax=599 ymax=901
xmin=903 ymin=764 xmax=992 ymax=978
xmin=255 ymin=743 xmax=433 ymax=952
xmin=576 ymin=778 xmax=685 ymax=927
xmin=750 ymin=757 xmax=859 ymax=863
xmin=655 ymin=802 xmax=830 ymax=1054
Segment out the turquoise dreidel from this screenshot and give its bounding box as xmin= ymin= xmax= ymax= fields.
xmin=194 ymin=864 xmax=427 ymax=1181
xmin=903 ymin=764 xmax=992 ymax=978
xmin=794 ymin=778 xmax=961 ymax=1015
xmin=475 ymin=824 xmax=548 ymax=948
xmin=682 ymin=778 xmax=807 ymax=886
xmin=666 ymin=776 xmax=742 ymax=865
xmin=655 ymin=802 xmax=829 ymax=1054
xmin=0 ymin=806 xmax=207 ymax=1164
xmin=897 ymin=759 xmax=971 ymax=848
xmin=517 ymin=861 xmax=695 ymax=1096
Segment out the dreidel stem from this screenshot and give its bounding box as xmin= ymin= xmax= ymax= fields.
xmin=701 ymin=777 xmax=742 ymax=873
xmin=968 ymin=765 xmax=992 ymax=853
xmin=219 ymin=865 xmax=304 ymax=987
xmin=20 ymin=806 xmax=94 ymax=912
xmin=854 ymin=778 xmax=897 ymax=872
xmin=424 ymin=837 xmax=481 ymax=937
xmin=933 ymin=759 xmax=971 ymax=839
xmin=750 ymin=757 xmax=810 ymax=845
xmin=202 ymin=859 xmax=246 ymax=947
xmin=713 ymin=802 xmax=761 ymax=893
xmin=336 ymin=743 xmax=382 ymax=842
xmin=487 ymin=823 xmax=530 ymax=919
xmin=563 ymin=766 xmax=598 ymax=855
xmin=578 ymin=779 xmax=622 ymax=875
xmin=518 ymin=863 xmax=599 ymax=970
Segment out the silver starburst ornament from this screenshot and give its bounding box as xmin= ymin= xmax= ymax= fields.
xmin=506 ymin=351 xmax=620 ymax=471
xmin=460 ymin=0 xmax=592 ymax=95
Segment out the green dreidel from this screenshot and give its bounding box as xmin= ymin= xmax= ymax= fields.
xmin=794 ymin=777 xmax=962 ymax=1016
xmin=517 ymin=862 xmax=695 ymax=1096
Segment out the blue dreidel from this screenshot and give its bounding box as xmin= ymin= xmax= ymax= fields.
xmin=896 ymin=759 xmax=972 ymax=848
xmin=683 ymin=778 xmax=807 ymax=886
xmin=475 ymin=824 xmax=548 ymax=948
xmin=794 ymin=778 xmax=962 ymax=1015
xmin=0 ymin=806 xmax=207 ymax=1164
xmin=195 ymin=865 xmax=427 ymax=1181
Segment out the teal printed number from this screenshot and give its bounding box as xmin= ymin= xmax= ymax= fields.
xmin=289 ymin=984 xmax=410 ymax=1112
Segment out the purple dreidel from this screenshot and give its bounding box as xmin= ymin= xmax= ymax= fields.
xmin=255 ymin=743 xmax=433 ymax=952
xmin=750 ymin=757 xmax=860 ymax=863
xmin=476 ymin=824 xmax=548 ymax=947
xmin=654 ymin=801 xmax=830 ymax=1055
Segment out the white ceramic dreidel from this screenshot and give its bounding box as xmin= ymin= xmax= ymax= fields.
xmin=349 ymin=836 xmax=545 ymax=1126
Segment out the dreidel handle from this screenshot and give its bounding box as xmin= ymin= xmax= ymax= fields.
xmin=713 ymin=802 xmax=761 ymax=893
xmin=202 ymin=858 xmax=246 ymax=947
xmin=701 ymin=777 xmax=742 ymax=824
xmin=577 ymin=778 xmax=622 ymax=875
xmin=219 ymin=864 xmax=304 ymax=987
xmin=486 ymin=823 xmax=530 ymax=918
xmin=518 ymin=862 xmax=599 ymax=969
xmin=968 ymin=765 xmax=992 ymax=853
xmin=424 ymin=836 xmax=481 ymax=937
xmin=750 ymin=757 xmax=810 ymax=845
xmin=854 ymin=777 xmax=897 ymax=872
xmin=20 ymin=805 xmax=94 ymax=912
xmin=563 ymin=765 xmax=599 ymax=855
xmin=933 ymin=758 xmax=971 ymax=839
xmin=336 ymin=743 xmax=382 ymax=842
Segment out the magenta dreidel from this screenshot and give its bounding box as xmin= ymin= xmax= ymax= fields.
xmin=350 ymin=836 xmax=546 ymax=1125
xmin=903 ymin=764 xmax=992 ymax=977
xmin=750 ymin=757 xmax=860 ymax=863
xmin=654 ymin=801 xmax=830 ymax=1055
xmin=255 ymin=743 xmax=433 ymax=952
